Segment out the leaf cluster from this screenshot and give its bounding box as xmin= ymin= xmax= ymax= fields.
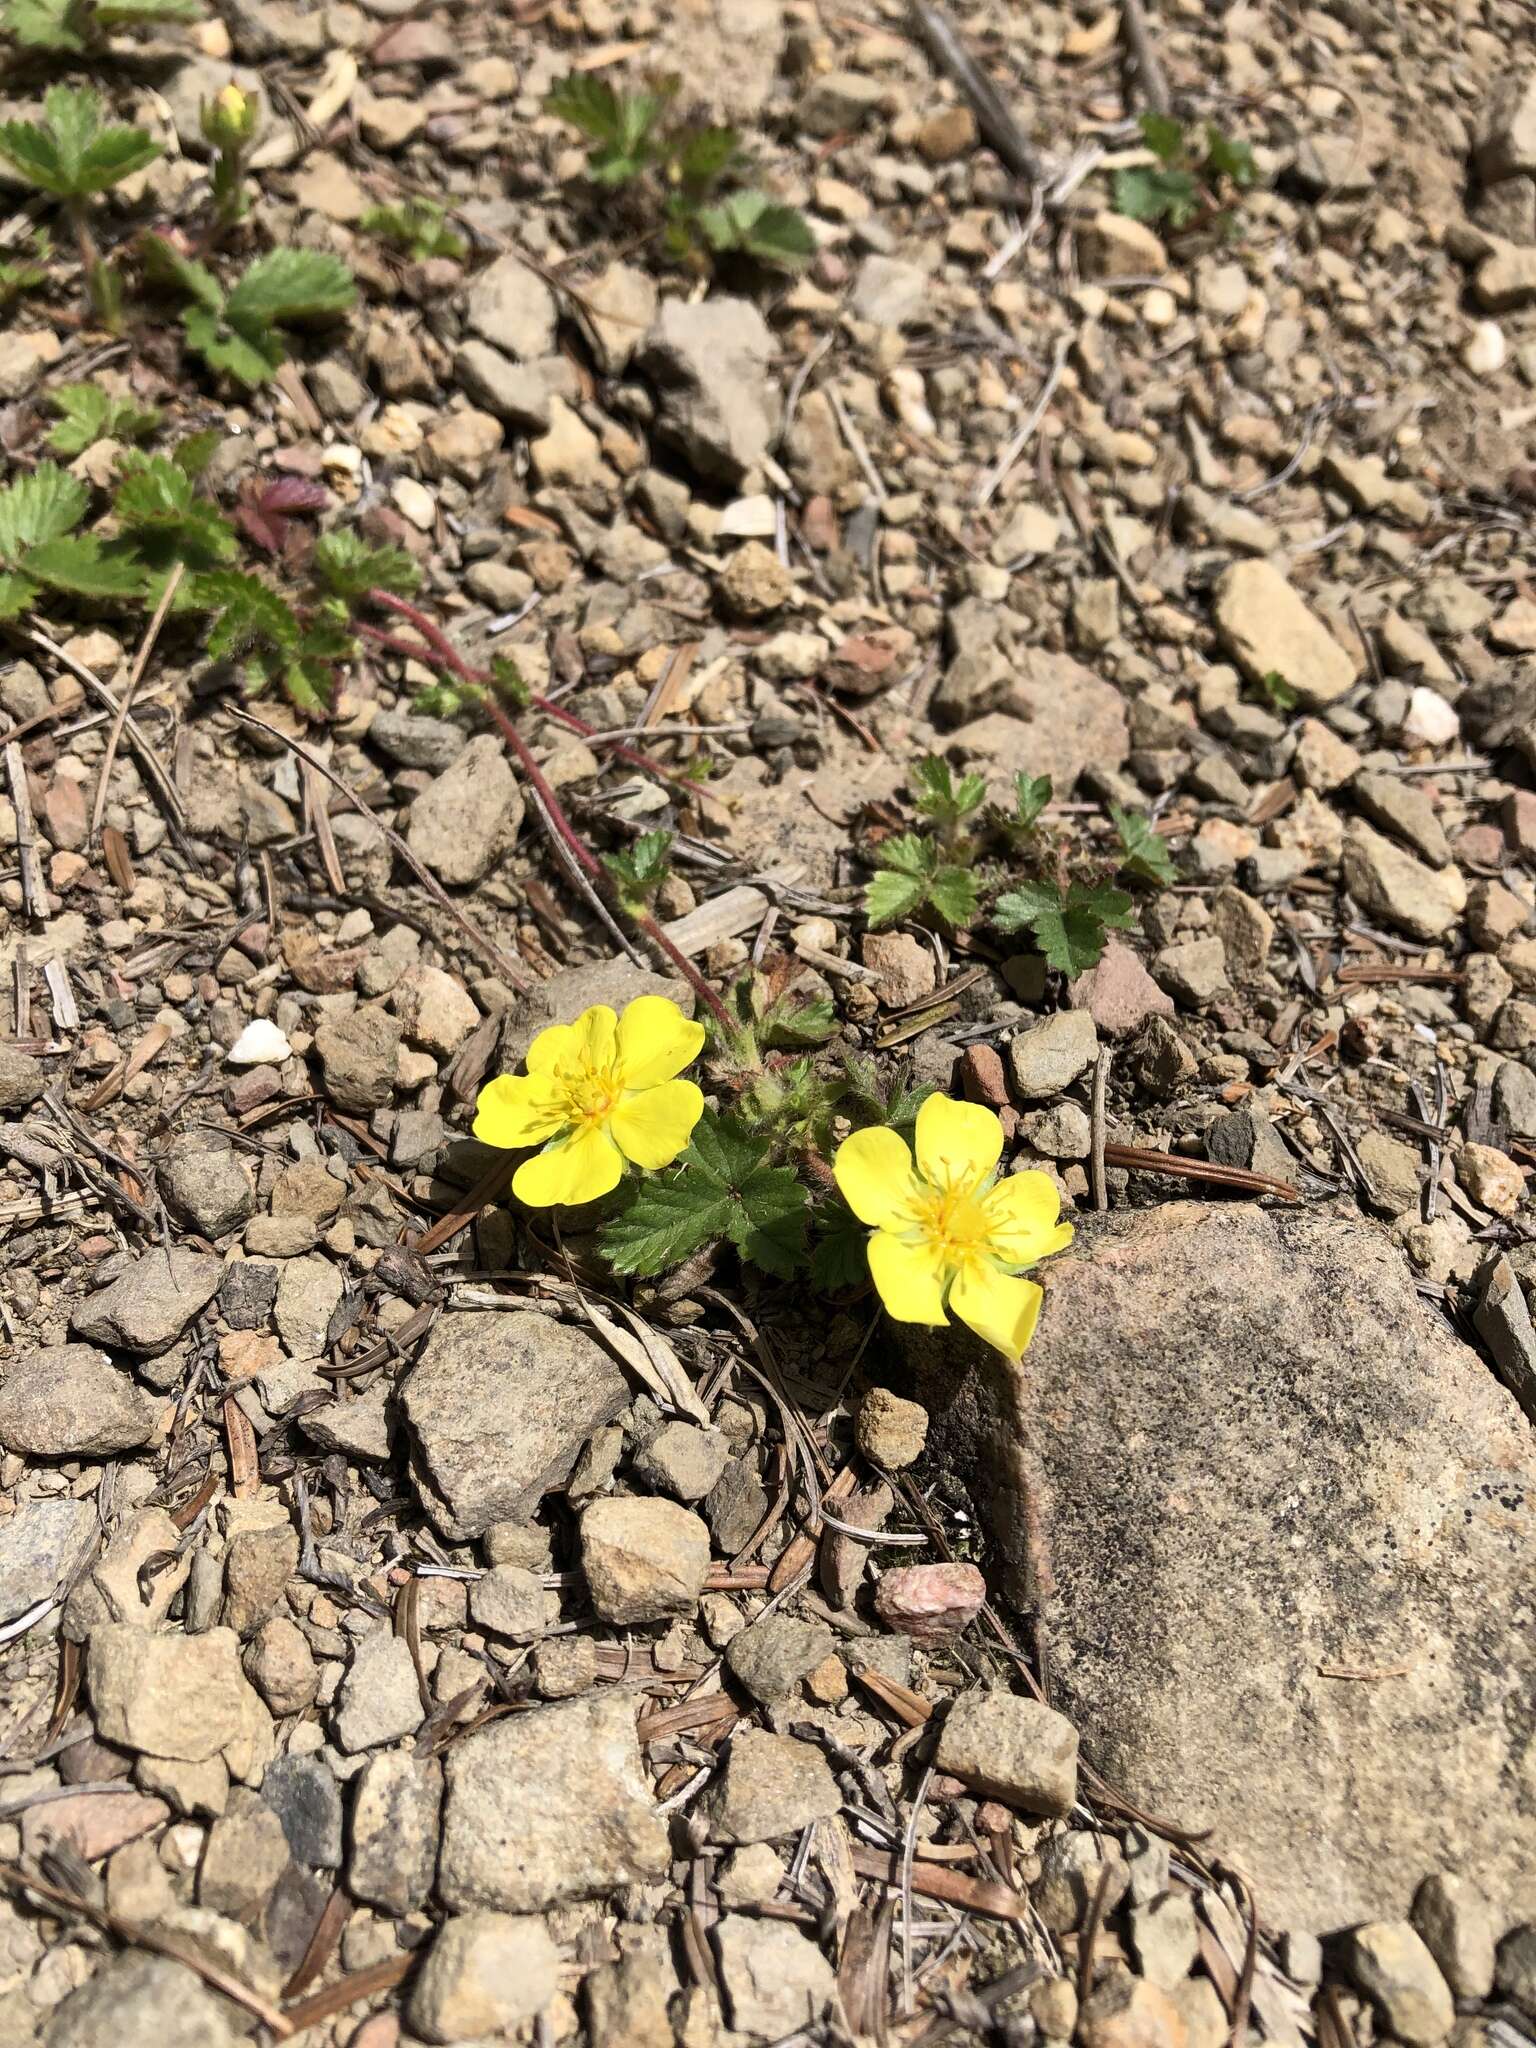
xmin=544 ymin=73 xmax=813 ymax=274
xmin=0 ymin=0 xmax=196 ymax=52
xmin=1113 ymin=111 xmax=1258 ymax=236
xmin=601 ymin=829 xmax=673 ymax=920
xmin=144 ymin=236 xmax=356 ymax=388
xmin=47 ymin=380 xmax=161 ymax=455
xmin=0 ymin=86 xmax=159 ymax=201
xmin=602 ymin=1110 xmax=809 ymax=1278
xmin=360 ymin=198 xmax=467 ymax=263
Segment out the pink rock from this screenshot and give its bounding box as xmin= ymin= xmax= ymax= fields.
xmin=21 ymin=1789 xmax=169 ymax=1862
xmin=873 ymin=1562 xmax=986 ymax=1641
xmin=1069 ymin=939 xmax=1175 ymax=1038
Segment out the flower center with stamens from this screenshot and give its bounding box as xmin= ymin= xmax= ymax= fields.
xmin=911 ymin=1183 xmax=993 ymax=1269
xmin=558 ymin=1061 xmax=622 ymax=1128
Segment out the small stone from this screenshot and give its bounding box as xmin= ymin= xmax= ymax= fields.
xmin=720 ymin=539 xmax=795 ymax=617
xmin=1131 ymin=1892 xmax=1200 ymax=1989
xmin=43 ymin=1952 xmax=240 ymax=2048
xmin=724 ymin=1613 xmax=835 ymax=1704
xmin=1355 ymin=770 xmax=1453 ymax=868
xmin=1209 ymin=887 xmax=1273 ymax=976
xmin=469 ymin=1563 xmax=545 ymax=1641
xmin=855 ymin=1387 xmax=928 ymax=1469
xmin=273 ymin=1254 xmax=344 ymax=1357
xmin=932 ymin=1691 xmax=1078 ymax=1816
xmin=394 ymin=965 xmax=479 ymax=1055
xmin=850 ymin=253 xmax=927 ymax=329
xmin=90 ymin=1625 xmax=264 ymax=1765
xmin=0 ymin=1498 xmax=97 ymax=1623
xmin=439 ymin=1691 xmax=669 ymax=1910
xmin=1079 ymin=210 xmax=1168 ymax=278
xmin=243 ymin=1617 xmax=318 ymax=1716
xmin=1213 ymin=561 xmax=1356 ymax=709
xmin=1032 ymin=1978 xmax=1080 ymax=2039
xmin=197 ymin=1788 xmax=291 ymax=1919
xmin=1344 ymin=1921 xmax=1455 ymax=2046
xmin=463 ymin=253 xmax=557 ymax=361
xmin=349 ymin=1752 xmax=442 ymax=1915
xmin=579 ymin=1497 xmax=711 ymax=1624
xmin=334 ymin=1627 xmax=425 ymax=1752
xmin=642 ymin=297 xmax=777 ymax=484
xmin=1007 ymin=1009 xmax=1099 ymax=1100
xmin=1123 ymin=1015 xmax=1197 ymax=1100
xmin=161 ymin=1146 xmax=255 ymax=1237
xmin=73 ymin=1248 xmax=223 ymax=1356
xmin=407 ymin=733 xmax=525 ymax=888
xmin=797 ymin=68 xmax=884 ymax=135
xmin=1153 ymin=937 xmax=1229 ymax=1010
xmin=714 ymin=1916 xmax=837 ymax=2038
xmin=1412 ymin=1872 xmax=1499 ymax=2001
xmin=0 ymin=1344 xmax=160 ymax=1456
xmin=873 ymin=1561 xmax=986 ymax=1640
xmin=0 ymin=1041 xmax=47 ymax=1109
xmin=1294 ymin=717 xmax=1363 ymax=792
xmin=21 ymin=1786 xmax=169 ymax=1864
xmin=1069 ymin=939 xmax=1174 ymax=1038
xmin=1496 ymin=1925 xmax=1536 ymax=2018
xmin=861 ymin=930 xmax=936 ymax=1008
xmin=1460 ymin=1142 xmax=1525 ymax=1216
xmin=223 ymin=1523 xmax=299 ymax=1636
xmin=631 ymin=1420 xmax=731 ymax=1503
xmin=1078 ymin=1972 xmax=1188 ymax=2048
xmin=1037 ymin=1830 xmax=1130 ymax=1932
xmin=314 ymin=1005 xmax=402 ymax=1113
xmin=1341 ymin=823 xmax=1467 ymax=942
xmin=227 ymin=1018 xmax=293 ymax=1066
xmin=707 ymin=1727 xmax=840 ymax=1845
xmin=262 ymin=1753 xmax=343 ymax=1868
xmin=583 ymin=1948 xmax=675 ymax=2048
xmin=409 ymin=1911 xmax=560 ymax=2043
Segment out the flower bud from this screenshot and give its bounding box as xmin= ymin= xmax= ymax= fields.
xmin=201 ymin=83 xmax=259 ymax=150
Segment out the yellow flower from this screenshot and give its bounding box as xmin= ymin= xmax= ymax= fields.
xmin=474 ymin=996 xmax=705 ymax=1208
xmin=834 ymin=1094 xmax=1073 ymax=1360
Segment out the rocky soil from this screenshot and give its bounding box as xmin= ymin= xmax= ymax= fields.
xmin=2 ymin=0 xmax=1536 ymax=2042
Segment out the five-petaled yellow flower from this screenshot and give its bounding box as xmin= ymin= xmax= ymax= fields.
xmin=834 ymin=1094 xmax=1072 ymax=1360
xmin=474 ymin=996 xmax=705 ymax=1208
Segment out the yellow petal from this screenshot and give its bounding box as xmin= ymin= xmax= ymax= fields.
xmin=473 ymin=1073 xmax=567 ymax=1150
xmin=868 ymin=1229 xmax=948 ymax=1325
xmin=950 ymin=1266 xmax=1043 ymax=1360
xmin=617 ymin=994 xmax=706 ymax=1089
xmin=914 ymin=1092 xmax=1004 ymax=1194
xmin=569 ymin=1004 xmax=618 ymax=1071
xmin=833 ymin=1126 xmax=921 ymax=1230
xmin=522 ymin=1019 xmax=580 ymax=1075
xmin=610 ymin=1078 xmax=704 ymax=1169
xmin=512 ymin=1124 xmax=624 ymax=1207
xmin=981 ymin=1171 xmax=1075 ymax=1268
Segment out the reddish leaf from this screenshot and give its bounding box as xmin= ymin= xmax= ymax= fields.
xmin=261 ymin=476 xmax=331 ymax=515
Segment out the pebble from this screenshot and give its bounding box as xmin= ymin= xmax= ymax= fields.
xmin=334 ymin=1627 xmax=426 ymax=1751
xmin=72 ymin=1248 xmax=223 ymax=1356
xmin=1079 ymin=1972 xmax=1188 ymax=2048
xmin=90 ymin=1624 xmax=266 ymax=1766
xmin=714 ymin=1915 xmax=837 ymax=2038
xmin=408 ymin=1911 xmax=560 ymax=2043
xmin=579 ymin=1497 xmax=712 ymax=1624
xmin=261 ymin=1753 xmax=344 ymax=1869
xmin=707 ymin=1727 xmax=841 ymax=1845
xmin=872 ymin=1561 xmax=986 ymax=1639
xmin=1007 ymin=1009 xmax=1099 ymax=1100
xmin=855 ymin=1386 xmax=929 ymax=1468
xmin=349 ymin=1754 xmax=444 ymax=1915
xmin=1344 ymin=1921 xmax=1456 ymax=2044
xmin=932 ymin=1691 xmax=1078 ymax=1816
xmin=1412 ymin=1872 xmax=1499 ymax=2000
xmin=0 ymin=1344 xmax=160 ymax=1456
xmin=724 ymin=1613 xmax=835 ymax=1704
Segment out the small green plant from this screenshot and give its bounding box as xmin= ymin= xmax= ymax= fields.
xmin=47 ymin=380 xmax=161 ymax=455
xmin=602 ymin=1108 xmax=810 ymax=1278
xmin=994 ymin=876 xmax=1137 ymax=978
xmin=0 ymin=463 xmax=143 ymax=619
xmin=0 ymin=88 xmax=161 ymax=329
xmin=1254 ymin=667 xmax=1297 ymax=713
xmin=545 ymin=73 xmax=813 ymax=273
xmin=0 ymin=231 xmax=51 ymax=307
xmin=200 ymin=83 xmax=261 ymax=232
xmin=360 ymin=197 xmax=467 ymax=263
xmin=863 ymin=755 xmax=984 ymax=932
xmin=1111 ymin=802 xmax=1177 ymax=886
xmin=1113 ymin=111 xmax=1257 ymax=235
xmin=144 ymin=235 xmax=356 ymax=387
xmin=601 ymin=829 xmax=674 ymax=921
xmin=0 ymin=0 xmax=197 ymax=54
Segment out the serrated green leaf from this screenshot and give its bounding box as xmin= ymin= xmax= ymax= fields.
xmin=675 ymin=123 xmax=740 ymax=195
xmin=143 ymin=233 xmax=224 ymax=313
xmin=359 ymin=198 xmax=465 ymax=262
xmin=1257 ymin=668 xmax=1297 ymax=712
xmin=992 ymin=878 xmax=1061 ymax=936
xmin=997 ymin=879 xmax=1135 ymax=978
xmin=1138 ymin=111 xmax=1185 ymax=163
xmin=95 ymin=0 xmax=201 ymax=22
xmin=224 ymin=247 xmax=355 ymax=329
xmin=0 ymin=464 xmax=88 ymax=560
xmin=489 ymin=654 xmax=529 ymax=707
xmin=312 ymin=528 xmax=419 ymax=600
xmin=174 ymin=429 xmax=222 ymax=478
xmin=75 ymin=127 xmax=160 ymax=194
xmin=697 ymin=190 xmax=814 ymax=269
xmin=23 ymin=534 xmax=144 ymax=601
xmin=113 ymin=451 xmax=195 ymax=523
xmin=911 ymin=753 xmax=986 ymax=827
xmin=1111 ymin=803 xmax=1177 ymax=887
xmin=544 ymin=75 xmax=629 ymax=149
xmin=1205 ymin=124 xmax=1257 ymax=190
xmin=926 ymin=864 xmax=980 ymax=928
xmin=1013 ymin=772 xmax=1052 ymax=832
xmin=0 ymin=570 xmax=40 ymax=619
xmin=0 ymin=120 xmax=69 ymax=197
xmin=865 ymin=866 xmax=928 ymax=930
xmin=602 ymin=1110 xmax=808 ymax=1278
xmin=759 ymin=994 xmax=837 ymax=1050
xmin=0 ymin=255 xmax=49 ymax=304
xmin=43 ymin=85 xmax=97 ymax=172
xmin=602 ymin=828 xmax=673 ymax=914
xmin=184 ymin=305 xmax=283 ymax=387
xmin=1113 ymin=164 xmax=1200 ymax=228
xmin=195 ymin=569 xmax=300 ymax=658
xmin=1 ymin=0 xmax=84 ymax=50
xmin=282 ymin=655 xmax=333 ymax=716
xmin=48 ymin=382 xmax=161 ymax=456
xmin=874 ymin=831 xmax=937 ymax=880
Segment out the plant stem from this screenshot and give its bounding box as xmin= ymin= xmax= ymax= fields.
xmin=67 ymin=201 xmax=118 ymax=333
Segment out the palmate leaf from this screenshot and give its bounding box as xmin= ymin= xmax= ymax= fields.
xmin=1205 ymin=125 xmax=1257 ymax=190
xmin=0 ymin=464 xmax=88 ymax=560
xmin=1113 ymin=163 xmax=1201 ymax=228
xmin=224 ymin=247 xmax=355 ymax=328
xmin=697 ymin=190 xmax=814 ymax=269
xmin=0 ymin=119 xmax=70 ymax=197
xmin=674 ymin=123 xmax=741 ymax=195
xmin=926 ymin=863 xmax=980 ymax=928
xmin=113 ymin=454 xmax=237 ymax=568
xmin=143 ymin=233 xmax=224 ymax=313
xmin=1111 ymin=803 xmax=1177 ymax=887
xmin=1138 ymin=111 xmax=1185 ymax=163
xmin=0 ymin=570 xmax=40 ymax=620
xmin=995 ymin=878 xmax=1135 ymax=979
xmin=602 ymin=1110 xmax=808 ymax=1278
xmin=1013 ymin=771 xmax=1052 ymax=832
xmin=183 ymin=306 xmax=283 ymax=387
xmin=75 ymin=126 xmax=160 ymax=194
xmin=194 ymin=568 xmax=301 ymax=659
xmin=864 ymin=865 xmax=928 ymax=929
xmin=601 ymin=828 xmax=673 ymax=915
xmin=23 ymin=535 xmax=145 ymax=601
xmin=1 ymin=0 xmax=85 ymax=50
xmin=48 ymin=382 xmax=162 ymax=456
xmin=312 ymin=527 xmax=419 ymax=600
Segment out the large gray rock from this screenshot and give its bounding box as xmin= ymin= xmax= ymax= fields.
xmin=906 ymin=1202 xmax=1536 ymax=1934
xmin=641 ymin=298 xmax=778 ymax=484
xmin=43 ymin=1950 xmax=240 ymax=2048
xmin=401 ymin=1310 xmax=628 ymax=1539
xmin=0 ymin=1498 xmax=97 ymax=1622
xmin=439 ymin=1691 xmax=668 ymax=1910
xmin=72 ymin=1248 xmax=223 ymax=1356
xmin=0 ymin=1344 xmax=160 ymax=1456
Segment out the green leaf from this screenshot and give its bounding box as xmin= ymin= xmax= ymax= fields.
xmin=174 ymin=428 xmax=222 ymax=477
xmin=282 ymin=655 xmax=334 ymax=716
xmin=545 ymin=75 xmax=629 ymax=149
xmin=873 ymin=831 xmax=936 ymax=880
xmin=865 ymin=866 xmax=928 ymax=930
xmin=602 ymin=1110 xmax=808 ymax=1278
xmin=0 ymin=570 xmax=40 ymax=619
xmin=809 ymin=1199 xmax=868 ymax=1292
xmin=601 ymin=828 xmax=673 ymax=915
xmin=183 ymin=305 xmax=283 ymax=387
xmin=0 ymin=254 xmax=49 ymax=305
xmin=0 ymin=120 xmax=69 ymax=197
xmin=143 ymin=234 xmax=224 ymax=313
xmin=927 ymin=864 xmax=980 ymax=928
xmin=1012 ymin=772 xmax=1053 ymax=832
xmin=674 ymin=123 xmax=740 ymax=195
xmin=1256 ymin=668 xmax=1297 ymax=712
xmin=76 ymin=127 xmax=160 ymax=194
xmin=1111 ymin=804 xmax=1177 ymax=887
xmin=911 ymin=754 xmax=986 ymax=827
xmin=1113 ymin=164 xmax=1201 ymax=228
xmin=758 ymin=993 xmax=837 ymax=1050
xmin=996 ymin=879 xmax=1135 ymax=979
xmin=42 ymin=85 xmax=98 ymax=174
xmin=95 ymin=0 xmax=201 ymax=22
xmin=195 ymin=568 xmax=300 ymax=659
xmin=1138 ymin=111 xmax=1185 ymax=163
xmin=224 ymin=247 xmax=355 ymax=329
xmin=0 ymin=464 xmax=88 ymax=560
xmin=489 ymin=654 xmax=530 ymax=707
xmin=1 ymin=0 xmax=84 ymax=49
xmin=359 ymin=198 xmax=465 ymax=261
xmin=24 ymin=534 xmax=145 ymax=601
xmin=1205 ymin=125 xmax=1257 ymax=190
xmin=111 ymin=454 xmax=236 ymax=567
xmin=312 ymin=528 xmax=419 ymax=600
xmin=696 ymin=190 xmax=814 ymax=269
xmin=48 ymin=382 xmax=161 ymax=456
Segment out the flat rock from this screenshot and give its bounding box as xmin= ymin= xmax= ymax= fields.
xmin=349 ymin=1752 xmax=442 ymax=1914
xmin=1341 ymin=821 xmax=1467 ymax=941
xmin=462 ymin=252 xmax=557 ymax=361
xmin=932 ymin=1690 xmax=1078 ymax=1815
xmin=706 ymin=1727 xmax=840 ymax=1845
xmin=942 ymin=648 xmax=1131 ymax=794
xmin=89 ymin=1625 xmax=266 ymax=1767
xmin=0 ymin=1041 xmax=47 ymax=1110
xmin=1213 ymin=561 xmax=1357 ymax=709
xmin=724 ymin=1613 xmax=835 ymax=1703
xmin=439 ymin=1690 xmax=668 ymax=1910
xmin=313 ymin=1004 xmax=401 ymax=1114
xmin=641 ymin=297 xmax=777 ymax=484
xmin=402 ymin=1309 xmax=627 ymax=1539
xmin=1007 ymin=1010 xmax=1099 ymax=1101
xmin=0 ymin=1497 xmax=97 ymax=1621
xmin=909 ymin=1202 xmax=1536 ymax=1931
xmin=72 ymin=1248 xmax=223 ymax=1356
xmin=1068 ymin=939 xmax=1175 ymax=1039
xmin=42 ymin=1950 xmax=240 ymax=2048
xmin=160 ymin=1146 xmax=255 ymax=1238
xmin=579 ymin=1497 xmax=711 ymax=1623
xmin=407 ymin=732 xmax=524 ymax=888
xmin=409 ymin=1911 xmax=560 ymax=2043
xmin=0 ymin=1344 xmax=160 ymax=1457
xmin=1345 ymin=1922 xmax=1455 ymax=2045
xmin=715 ymin=1915 xmax=837 ymax=2038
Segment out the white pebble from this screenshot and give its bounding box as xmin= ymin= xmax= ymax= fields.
xmin=227 ymin=1019 xmax=292 ymax=1066
xmin=1462 ymin=321 xmax=1506 ymax=376
xmin=391 ymin=476 xmax=435 ymax=531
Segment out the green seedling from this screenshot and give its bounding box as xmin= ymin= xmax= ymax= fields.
xmin=1111 ymin=803 xmax=1178 ymax=887
xmin=0 ymin=0 xmax=197 ymax=54
xmin=144 ymin=235 xmax=355 ymax=388
xmin=0 ymin=88 xmax=161 ymax=329
xmin=601 ymin=829 xmax=674 ymax=921
xmin=993 ymin=875 xmax=1137 ymax=978
xmin=1254 ymin=667 xmax=1297 ymax=712
xmin=862 ymin=753 xmax=986 ymax=932
xmin=1113 ymin=111 xmax=1258 ymax=236
xmin=360 ymin=197 xmax=467 ymax=263
xmin=0 ymin=463 xmax=143 ymax=620
xmin=47 ymin=380 xmax=161 ymax=455
xmin=602 ymin=1108 xmax=809 ymax=1278
xmin=545 ymin=72 xmax=812 ymax=274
